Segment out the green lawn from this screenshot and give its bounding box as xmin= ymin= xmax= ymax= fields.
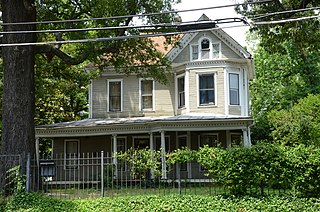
xmin=3 ymin=192 xmax=320 ymax=211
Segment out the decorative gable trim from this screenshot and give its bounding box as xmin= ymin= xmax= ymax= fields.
xmin=167 ymin=32 xmax=198 ymax=62
xmin=210 ymin=29 xmax=251 ymax=59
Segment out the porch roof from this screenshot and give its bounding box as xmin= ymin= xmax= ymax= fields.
xmin=35 ymin=114 xmax=253 ymax=138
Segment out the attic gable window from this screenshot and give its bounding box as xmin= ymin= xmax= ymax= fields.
xmin=201 ymin=38 xmax=210 ymax=59
xmin=190 ymin=38 xmax=221 ymax=61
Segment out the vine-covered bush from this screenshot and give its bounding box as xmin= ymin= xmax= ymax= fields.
xmin=167 ymin=143 xmax=320 ymax=196
xmin=115 ymin=147 xmax=162 ymax=179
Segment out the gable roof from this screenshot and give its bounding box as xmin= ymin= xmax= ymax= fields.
xmin=167 ymin=14 xmax=251 ymax=62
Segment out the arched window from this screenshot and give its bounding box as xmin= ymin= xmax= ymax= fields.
xmin=201 ymin=38 xmax=210 ymax=59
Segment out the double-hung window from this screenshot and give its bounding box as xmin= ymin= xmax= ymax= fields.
xmin=199 ymin=74 xmax=215 ymax=105
xmin=65 ymin=139 xmax=79 ymax=169
xmin=140 ymin=79 xmax=154 ymax=111
xmin=177 ymin=76 xmax=185 ymax=108
xmin=229 ymin=73 xmax=240 ymax=105
xmin=108 ymin=80 xmax=122 ymax=112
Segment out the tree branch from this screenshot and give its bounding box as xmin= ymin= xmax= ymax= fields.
xmin=35 ymin=45 xmax=89 ymax=65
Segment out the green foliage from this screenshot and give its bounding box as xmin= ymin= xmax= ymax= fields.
xmin=166 ymin=146 xmax=197 ymax=164
xmin=4 ymin=192 xmax=320 ymax=211
xmin=249 ymin=42 xmax=320 ymax=141
xmin=116 ymin=147 xmax=162 ymax=179
xmin=35 ymin=0 xmax=181 ymax=84
xmin=268 ymin=94 xmax=320 ymax=146
xmin=237 ymin=0 xmax=320 ymax=142
xmin=2 ymin=165 xmax=26 ymax=196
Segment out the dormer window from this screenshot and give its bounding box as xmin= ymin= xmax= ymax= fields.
xmin=190 ymin=38 xmax=221 ymax=61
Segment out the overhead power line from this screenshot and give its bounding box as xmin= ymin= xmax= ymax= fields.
xmin=251 ymin=6 xmax=320 ymax=20
xmin=0 ymin=24 xmax=248 ymax=47
xmin=0 ymin=18 xmax=247 ymax=35
xmin=0 ymin=0 xmax=273 ymax=26
xmin=253 ymin=15 xmax=320 ymax=25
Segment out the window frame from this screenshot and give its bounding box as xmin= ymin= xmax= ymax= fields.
xmin=212 ymin=42 xmax=221 ymax=59
xmin=230 ymin=132 xmax=243 ymax=147
xmin=115 ymin=136 xmax=127 ymax=171
xmin=154 ymin=135 xmax=171 ymax=153
xmin=177 ymin=135 xmax=188 ymax=171
xmin=107 ymin=79 xmax=123 ymax=112
xmin=197 ymin=72 xmax=217 ymax=107
xmin=177 ymin=75 xmax=185 ymax=109
xmin=139 ymin=78 xmax=155 ymax=111
xmin=64 ymin=139 xmax=80 ymax=170
xmin=229 ymin=73 xmax=240 ymax=105
xmin=190 ymin=38 xmax=221 ymax=61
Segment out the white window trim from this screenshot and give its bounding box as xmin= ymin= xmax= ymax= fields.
xmin=107 ymin=79 xmax=123 ymax=112
xmin=175 ymin=73 xmax=186 ymax=110
xmin=226 ymin=68 xmax=242 ymax=107
xmin=229 ymin=73 xmax=240 ymax=106
xmin=112 ymin=136 xmax=127 ymax=172
xmin=190 ymin=44 xmax=199 ymax=61
xmin=64 ymin=139 xmax=80 ymax=170
xmin=139 ymin=78 xmax=155 ymax=111
xmin=190 ymin=38 xmax=221 ymax=61
xmin=212 ymin=41 xmax=222 ymax=59
xmin=196 ymin=71 xmax=217 ymax=107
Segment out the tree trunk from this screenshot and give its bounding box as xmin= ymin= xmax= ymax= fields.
xmin=0 ymin=0 xmax=36 ymax=189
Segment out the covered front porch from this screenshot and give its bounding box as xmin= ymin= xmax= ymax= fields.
xmin=35 ymin=114 xmax=253 ymax=181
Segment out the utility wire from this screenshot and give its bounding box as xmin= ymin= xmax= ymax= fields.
xmin=0 ymin=18 xmax=247 ymax=35
xmin=0 ymin=0 xmax=273 ymax=26
xmin=0 ymin=24 xmax=248 ymax=47
xmin=253 ymin=15 xmax=320 ymax=25
xmin=251 ymin=6 xmax=320 ymax=20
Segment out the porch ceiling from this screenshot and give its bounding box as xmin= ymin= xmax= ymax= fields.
xmin=35 ymin=114 xmax=253 ymax=138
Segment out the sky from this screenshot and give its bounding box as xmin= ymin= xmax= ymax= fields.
xmin=174 ymin=0 xmax=249 ymax=46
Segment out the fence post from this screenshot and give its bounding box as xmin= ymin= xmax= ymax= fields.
xmin=26 ymin=153 xmax=30 ymax=192
xmin=177 ymin=163 xmax=181 ymax=194
xmin=101 ymin=151 xmax=104 ymax=197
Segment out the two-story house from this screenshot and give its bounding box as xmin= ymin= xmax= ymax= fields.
xmin=35 ymin=15 xmax=254 ymax=180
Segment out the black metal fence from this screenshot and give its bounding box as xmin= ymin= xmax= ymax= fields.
xmin=1 ymin=152 xmax=292 ymax=199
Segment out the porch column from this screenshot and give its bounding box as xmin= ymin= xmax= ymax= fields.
xmin=35 ymin=137 xmax=40 ymax=167
xmin=149 ymin=132 xmax=155 ymax=179
xmin=160 ymin=130 xmax=167 ymax=179
xmin=112 ymin=134 xmax=118 ymax=178
xmin=185 ymin=70 xmax=190 ymax=113
xmin=242 ymin=128 xmax=251 ymax=147
xmin=226 ymin=130 xmax=231 ymax=147
xmin=187 ymin=131 xmax=192 ymax=179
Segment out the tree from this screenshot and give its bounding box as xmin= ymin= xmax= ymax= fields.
xmin=236 ymin=0 xmax=320 ymax=141
xmin=0 ymin=0 xmax=180 ymax=188
xmin=268 ymin=94 xmax=320 ymax=146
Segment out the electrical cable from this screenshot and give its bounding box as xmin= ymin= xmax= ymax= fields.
xmin=0 ymin=24 xmax=248 ymax=47
xmin=253 ymin=15 xmax=320 ymax=25
xmin=251 ymin=6 xmax=320 ymax=20
xmin=0 ymin=0 xmax=273 ymax=26
xmin=0 ymin=18 xmax=247 ymax=35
